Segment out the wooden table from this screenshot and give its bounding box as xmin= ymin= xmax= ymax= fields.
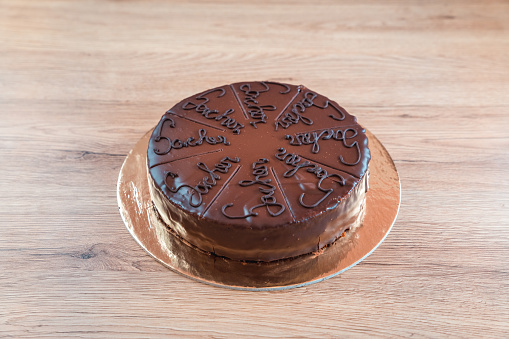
xmin=1 ymin=1 xmax=508 ymax=337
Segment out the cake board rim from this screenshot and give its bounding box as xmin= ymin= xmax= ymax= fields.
xmin=117 ymin=127 xmax=401 ymax=290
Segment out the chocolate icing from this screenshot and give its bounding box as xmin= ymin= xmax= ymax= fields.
xmin=147 ymin=82 xmax=370 ymax=261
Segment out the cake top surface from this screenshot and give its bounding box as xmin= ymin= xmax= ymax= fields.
xmin=147 ymin=81 xmax=370 ymax=227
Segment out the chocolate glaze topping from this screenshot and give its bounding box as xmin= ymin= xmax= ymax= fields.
xmin=147 ymin=82 xmax=370 ymax=262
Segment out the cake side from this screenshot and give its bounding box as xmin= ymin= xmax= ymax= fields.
xmin=148 ymin=167 xmax=368 ymax=261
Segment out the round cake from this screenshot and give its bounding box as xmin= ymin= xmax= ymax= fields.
xmin=147 ymin=81 xmax=370 ymax=262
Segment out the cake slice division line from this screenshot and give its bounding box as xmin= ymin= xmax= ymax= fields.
xmin=149 ymin=149 xmax=224 ymax=169
xmin=274 ymin=86 xmax=302 ymax=123
xmin=271 ymin=167 xmax=296 ymax=221
xmin=296 ymin=153 xmax=361 ymax=179
xmin=229 ymin=84 xmax=249 ymax=120
xmin=166 ymin=110 xmax=227 ymax=132
xmin=201 ymin=165 xmax=242 ymax=217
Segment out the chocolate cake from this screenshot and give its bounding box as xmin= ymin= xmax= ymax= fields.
xmin=147 ymin=81 xmax=370 ymax=262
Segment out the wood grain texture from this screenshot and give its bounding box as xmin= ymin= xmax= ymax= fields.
xmin=1 ymin=0 xmax=508 ymax=337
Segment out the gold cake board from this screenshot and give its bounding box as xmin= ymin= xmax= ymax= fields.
xmin=117 ymin=129 xmax=400 ymax=290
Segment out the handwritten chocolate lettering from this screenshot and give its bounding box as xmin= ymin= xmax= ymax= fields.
xmin=222 ymin=158 xmax=285 ymax=219
xmin=153 ymin=115 xmax=176 ymax=154
xmin=275 ymin=148 xmax=345 ymax=208
xmin=239 ymin=82 xmax=291 ymax=128
xmin=264 ymin=81 xmax=291 ymax=94
xmin=284 ymin=127 xmax=361 ymax=165
xmin=239 ymin=83 xmax=275 ymax=128
xmin=275 ymin=91 xmax=346 ymax=130
xmin=153 ymin=128 xmax=230 ymax=155
xmin=285 ymin=129 xmax=333 ymax=154
xmin=275 ymin=92 xmax=316 ymax=130
xmin=181 ymin=87 xmax=244 ymax=134
xmin=165 ymin=156 xmax=239 ymax=207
